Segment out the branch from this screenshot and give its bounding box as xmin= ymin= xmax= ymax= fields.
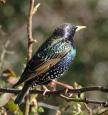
xmin=0 ymin=86 xmax=108 ymax=106
xmin=26 ymin=0 xmax=40 ymax=114
xmin=84 ymin=103 xmax=92 ymax=115
xmin=0 ymin=40 xmax=14 ymax=71
xmin=27 ymin=0 xmax=39 ymax=61
xmin=98 ymin=108 xmax=108 ymax=115
xmin=59 ymin=95 xmax=107 ymax=106
xmin=0 ymin=86 xmax=108 ymax=95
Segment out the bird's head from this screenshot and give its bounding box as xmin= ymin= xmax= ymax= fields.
xmin=53 ymin=23 xmax=86 ymax=40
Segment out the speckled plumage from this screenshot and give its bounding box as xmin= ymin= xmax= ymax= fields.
xmin=13 ymin=23 xmax=77 ymax=104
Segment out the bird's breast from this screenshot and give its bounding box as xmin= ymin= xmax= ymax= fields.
xmin=57 ymin=46 xmax=76 ymax=69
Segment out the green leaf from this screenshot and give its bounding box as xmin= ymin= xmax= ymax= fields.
xmin=37 ymin=106 xmax=44 ymax=113
xmin=5 ymin=100 xmax=23 ymax=115
xmin=0 ymin=94 xmax=12 ymax=107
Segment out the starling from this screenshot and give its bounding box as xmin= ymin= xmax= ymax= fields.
xmin=13 ymin=23 xmax=86 ymax=104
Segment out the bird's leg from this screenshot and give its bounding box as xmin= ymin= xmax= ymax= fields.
xmin=42 ymin=85 xmax=50 ymax=95
xmin=52 ymin=80 xmax=73 ymax=95
xmin=52 ymin=80 xmax=73 ymax=89
xmin=47 ymin=81 xmax=57 ymax=91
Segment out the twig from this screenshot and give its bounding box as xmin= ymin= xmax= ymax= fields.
xmin=0 ymin=86 xmax=108 ymax=106
xmin=32 ymin=3 xmax=40 ymax=15
xmin=59 ymin=95 xmax=107 ymax=106
xmin=0 ymin=40 xmax=14 ymax=71
xmin=38 ymin=102 xmax=59 ymax=110
xmin=84 ymin=103 xmax=92 ymax=115
xmin=26 ymin=0 xmax=35 ymax=114
xmin=97 ymin=108 xmax=108 ymax=115
xmin=27 ymin=0 xmax=39 ymax=61
xmin=26 ymin=0 xmax=40 ymax=115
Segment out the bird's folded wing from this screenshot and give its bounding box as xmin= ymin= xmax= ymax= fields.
xmin=25 ymin=50 xmax=71 ymax=81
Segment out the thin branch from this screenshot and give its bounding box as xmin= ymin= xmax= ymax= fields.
xmin=84 ymin=103 xmax=92 ymax=115
xmin=59 ymin=95 xmax=107 ymax=106
xmin=97 ymin=108 xmax=108 ymax=115
xmin=38 ymin=102 xmax=59 ymax=110
xmin=32 ymin=3 xmax=40 ymax=15
xmin=0 ymin=86 xmax=108 ymax=94
xmin=26 ymin=0 xmax=40 ymax=114
xmin=0 ymin=40 xmax=14 ymax=71
xmin=26 ymin=0 xmax=35 ymax=114
xmin=27 ymin=0 xmax=34 ymax=61
xmin=0 ymin=86 xmax=108 ymax=106
xmin=27 ymin=0 xmax=38 ymax=61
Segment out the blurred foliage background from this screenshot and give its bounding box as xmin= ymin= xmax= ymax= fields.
xmin=0 ymin=0 xmax=108 ymax=114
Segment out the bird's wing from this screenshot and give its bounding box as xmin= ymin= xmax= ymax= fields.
xmin=25 ymin=50 xmax=70 ymax=81
xmin=14 ymin=38 xmax=71 ymax=86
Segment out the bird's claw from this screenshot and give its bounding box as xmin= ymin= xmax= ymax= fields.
xmin=42 ymin=86 xmax=50 ymax=95
xmin=65 ymin=86 xmax=73 ymax=97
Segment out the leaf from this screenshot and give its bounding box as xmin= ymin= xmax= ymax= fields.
xmin=0 ymin=93 xmax=12 ymax=107
xmin=5 ymin=100 xmax=23 ymax=115
xmin=37 ymin=106 xmax=44 ymax=113
xmin=2 ymin=68 xmax=18 ymax=85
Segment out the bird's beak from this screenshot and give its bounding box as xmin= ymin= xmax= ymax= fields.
xmin=76 ymin=26 xmax=86 ymax=32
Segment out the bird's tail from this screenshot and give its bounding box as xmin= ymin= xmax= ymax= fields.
xmin=14 ymin=82 xmax=30 ymax=105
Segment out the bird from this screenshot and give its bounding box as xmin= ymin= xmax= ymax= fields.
xmin=13 ymin=23 xmax=86 ymax=104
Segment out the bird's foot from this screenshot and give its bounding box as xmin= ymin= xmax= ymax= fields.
xmin=52 ymin=80 xmax=73 ymax=97
xmin=42 ymin=85 xmax=50 ymax=95
xmin=64 ymin=88 xmax=73 ymax=97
